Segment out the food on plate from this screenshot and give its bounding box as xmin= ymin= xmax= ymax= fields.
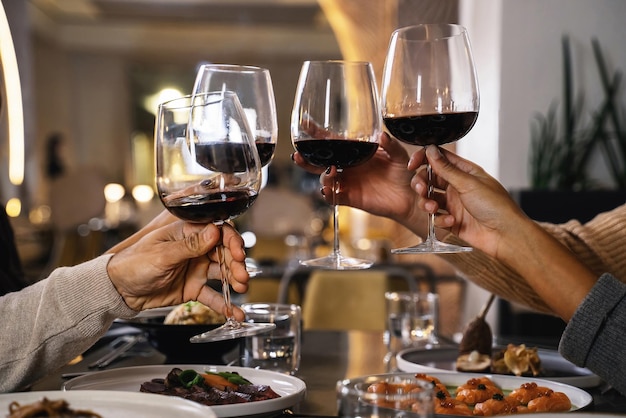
xmin=139 ymin=367 xmax=281 ymax=406
xmin=366 ymin=373 xmax=573 ymax=416
xmin=457 ymin=295 xmax=495 ymax=372
xmin=455 ymin=377 xmax=503 ymax=405
xmin=456 ymin=350 xmax=492 ymax=373
xmin=472 ymin=393 xmax=529 ymax=416
xmin=164 ymin=301 xmax=225 ymax=325
xmin=7 ymin=397 xmax=101 ymax=417
xmin=492 ymin=344 xmax=543 ymax=377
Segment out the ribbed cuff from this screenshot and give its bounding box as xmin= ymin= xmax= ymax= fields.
xmin=52 ymin=254 xmax=137 ymax=338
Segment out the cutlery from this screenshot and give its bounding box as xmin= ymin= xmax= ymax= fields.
xmin=88 ymin=334 xmax=144 ymax=369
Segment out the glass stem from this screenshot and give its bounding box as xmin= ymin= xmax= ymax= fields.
xmin=426 ymin=155 xmax=436 ymax=244
xmin=331 ymin=170 xmax=341 ymax=268
xmin=216 ymin=227 xmax=237 ymax=327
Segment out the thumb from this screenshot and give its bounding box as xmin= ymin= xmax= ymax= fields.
xmin=163 ymin=222 xmax=222 ymax=260
xmin=425 ymin=146 xmax=479 ymax=191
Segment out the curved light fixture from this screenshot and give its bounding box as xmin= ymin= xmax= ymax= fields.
xmin=0 ymin=0 xmax=24 ymax=185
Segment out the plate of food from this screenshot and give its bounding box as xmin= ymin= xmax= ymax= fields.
xmin=338 ymin=371 xmax=593 ymax=416
xmin=396 ymin=345 xmax=601 ymax=388
xmin=63 ymin=365 xmax=306 ymax=417
xmin=0 ymin=390 xmax=216 ymax=418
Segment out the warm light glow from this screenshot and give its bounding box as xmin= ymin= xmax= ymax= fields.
xmin=5 ymin=197 xmax=21 ymax=217
xmin=132 ymin=184 xmax=154 ymax=203
xmin=0 ymin=2 xmax=24 ymax=185
xmin=241 ymin=231 xmax=257 ymax=248
xmin=29 ymin=205 xmax=51 ymax=225
xmin=104 ymin=183 xmax=126 ymax=203
xmin=143 ymin=87 xmax=184 ymax=115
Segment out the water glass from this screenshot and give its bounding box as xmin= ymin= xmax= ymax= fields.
xmin=240 ymin=303 xmax=302 ymax=375
xmin=384 ymin=292 xmax=439 ymax=356
xmin=337 ymin=374 xmax=434 ymax=418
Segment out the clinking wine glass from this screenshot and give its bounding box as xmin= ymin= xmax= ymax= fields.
xmin=291 ymin=60 xmax=382 ymax=269
xmin=155 ymin=91 xmax=275 ymax=342
xmin=381 ymin=23 xmax=480 ymax=254
xmin=193 ymin=64 xmax=278 ymax=275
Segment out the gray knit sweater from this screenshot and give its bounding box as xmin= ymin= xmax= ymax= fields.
xmin=560 ymin=273 xmax=626 ymax=395
xmin=0 ymin=254 xmax=137 ymax=392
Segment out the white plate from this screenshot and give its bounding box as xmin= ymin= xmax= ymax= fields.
xmin=341 ymin=371 xmax=592 ymax=413
xmin=396 ymin=346 xmax=602 ymax=388
xmin=0 ymin=390 xmax=216 ymax=417
xmin=63 ymin=365 xmax=306 ymax=417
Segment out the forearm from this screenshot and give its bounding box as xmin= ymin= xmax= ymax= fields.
xmin=0 ymin=255 xmax=136 ymax=392
xmin=497 ymin=218 xmax=596 ymax=320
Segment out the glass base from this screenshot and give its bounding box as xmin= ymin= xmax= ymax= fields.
xmin=300 ymin=254 xmax=373 ymax=270
xmin=391 ymin=239 xmax=473 ymax=254
xmin=190 ymin=321 xmax=276 ymax=343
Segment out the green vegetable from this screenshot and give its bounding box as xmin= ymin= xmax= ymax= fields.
xmin=179 ymin=369 xmax=204 ymax=388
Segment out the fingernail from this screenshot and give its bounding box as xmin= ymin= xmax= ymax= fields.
xmin=325 ymin=167 xmax=331 ymax=175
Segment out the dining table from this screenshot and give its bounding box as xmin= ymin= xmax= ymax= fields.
xmin=29 ymin=324 xmax=626 ymax=417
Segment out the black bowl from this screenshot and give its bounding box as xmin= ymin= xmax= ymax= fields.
xmin=117 ymin=307 xmax=241 ymax=364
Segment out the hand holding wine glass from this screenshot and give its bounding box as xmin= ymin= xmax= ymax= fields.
xmin=155 ymin=91 xmax=275 ymax=342
xmin=291 ymin=60 xmax=382 ymax=269
xmin=381 ymin=23 xmax=480 ymax=254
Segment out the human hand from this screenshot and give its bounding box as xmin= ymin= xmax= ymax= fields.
xmin=106 ymin=210 xmax=178 ymax=254
xmin=106 ymin=221 xmax=248 ymax=321
xmin=409 ymin=146 xmax=530 ymax=257
xmin=293 ymin=133 xmax=427 ymax=228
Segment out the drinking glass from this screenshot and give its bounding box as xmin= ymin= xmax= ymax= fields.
xmin=192 ymin=64 xmax=278 ymax=167
xmin=240 ymin=303 xmax=302 ymax=375
xmin=155 ymin=91 xmax=275 ymax=342
xmin=291 ymin=60 xmax=382 ymax=269
xmin=381 ymin=24 xmax=480 ymax=254
xmin=193 ymin=64 xmax=278 ymax=276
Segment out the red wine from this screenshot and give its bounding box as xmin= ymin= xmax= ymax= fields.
xmin=383 ymin=112 xmax=478 ymax=146
xmin=293 ymin=139 xmax=378 ymax=169
xmin=164 ymin=189 xmax=258 ymax=223
xmin=255 ymin=142 xmax=275 ymax=167
xmin=194 ymin=142 xmax=272 ymax=173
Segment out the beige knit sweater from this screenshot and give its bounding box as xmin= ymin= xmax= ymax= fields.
xmin=0 ymin=254 xmax=137 ymax=392
xmin=441 ymin=203 xmax=626 ymax=315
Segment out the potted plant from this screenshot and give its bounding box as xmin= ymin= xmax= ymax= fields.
xmin=514 ymin=36 xmax=626 ymax=224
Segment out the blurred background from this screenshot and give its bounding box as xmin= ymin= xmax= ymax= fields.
xmin=2 ymin=0 xmax=626 ymax=337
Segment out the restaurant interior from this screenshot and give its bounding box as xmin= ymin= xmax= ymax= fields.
xmin=2 ymin=0 xmax=626 ymax=354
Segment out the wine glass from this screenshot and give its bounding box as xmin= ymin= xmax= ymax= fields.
xmin=193 ymin=64 xmax=278 ymax=275
xmin=291 ymin=60 xmax=382 ymax=269
xmin=381 ymin=23 xmax=480 ymax=254
xmin=155 ymin=91 xmax=275 ymax=342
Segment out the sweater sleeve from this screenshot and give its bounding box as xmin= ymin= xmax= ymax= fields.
xmin=559 ymin=273 xmax=626 ymax=396
xmin=439 ymin=203 xmax=626 ymax=314
xmin=0 ymin=254 xmax=137 ymax=392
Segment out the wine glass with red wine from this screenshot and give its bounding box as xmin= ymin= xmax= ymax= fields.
xmin=192 ymin=64 xmax=278 ymax=276
xmin=155 ymin=91 xmax=275 ymax=342
xmin=381 ymin=23 xmax=480 ymax=254
xmin=291 ymin=60 xmax=382 ymax=269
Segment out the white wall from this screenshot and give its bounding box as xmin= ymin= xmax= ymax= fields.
xmin=466 ymin=0 xmax=626 ymax=189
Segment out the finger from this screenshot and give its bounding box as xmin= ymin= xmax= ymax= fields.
xmin=195 ymin=285 xmax=245 ymax=322
xmin=425 ymin=146 xmax=484 ymax=193
xmin=292 ymin=152 xmax=325 ymax=174
xmin=379 ymin=132 xmax=410 ymax=163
